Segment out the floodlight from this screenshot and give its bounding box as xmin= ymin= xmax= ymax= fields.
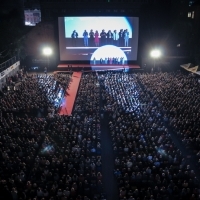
xmin=150 ymin=49 xmax=161 ymax=59
xmin=43 ymin=47 xmax=52 ymax=56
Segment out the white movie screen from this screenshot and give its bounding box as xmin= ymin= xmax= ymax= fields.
xmin=58 ymin=17 xmax=139 ymax=63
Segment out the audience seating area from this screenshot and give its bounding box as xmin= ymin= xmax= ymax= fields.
xmin=0 ymin=69 xmax=200 ymax=200
xmin=137 ymin=72 xmax=200 ymax=153
xmin=100 ymin=72 xmax=200 ymax=200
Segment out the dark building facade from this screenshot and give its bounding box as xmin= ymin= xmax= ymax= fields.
xmin=169 ymin=0 xmax=200 ymax=63
xmin=39 ymin=0 xmax=170 ymax=20
xmin=189 ymin=1 xmax=200 ymax=63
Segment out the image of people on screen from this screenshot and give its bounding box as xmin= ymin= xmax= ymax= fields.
xmin=83 ymin=30 xmax=88 ymax=46
xmin=107 ymin=30 xmax=113 ymax=45
xmin=59 ymin=17 xmax=139 ymax=61
xmin=119 ymin=29 xmax=124 ymax=47
xmin=113 ymin=30 xmax=119 ymax=46
xmin=94 ymin=31 xmax=100 ymax=47
xmin=124 ymin=29 xmax=129 ymax=47
xmin=100 ymin=29 xmax=107 ymax=46
xmin=71 ymin=30 xmax=78 ymax=46
xmin=89 ymin=29 xmax=95 ymax=47
xmin=70 ymin=29 xmax=130 ymax=47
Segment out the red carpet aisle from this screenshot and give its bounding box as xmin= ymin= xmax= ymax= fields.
xmin=59 ymin=72 xmax=82 ymax=115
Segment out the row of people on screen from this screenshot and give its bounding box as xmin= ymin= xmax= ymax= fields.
xmin=92 ymin=57 xmax=125 ymax=65
xmin=71 ymin=29 xmax=130 ymax=47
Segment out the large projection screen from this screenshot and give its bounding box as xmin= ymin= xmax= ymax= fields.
xmin=58 ymin=17 xmax=139 ymax=62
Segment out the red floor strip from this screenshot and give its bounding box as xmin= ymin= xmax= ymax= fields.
xmin=59 ymin=72 xmax=82 ymax=115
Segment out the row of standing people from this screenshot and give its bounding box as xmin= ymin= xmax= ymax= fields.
xmin=93 ymin=57 xmax=125 ymax=65
xmin=72 ymin=29 xmax=129 ymax=47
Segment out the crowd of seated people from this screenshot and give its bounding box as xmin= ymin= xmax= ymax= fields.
xmin=37 ymin=73 xmax=72 ymax=115
xmin=0 ymin=112 xmax=48 ymax=199
xmin=1 ymin=70 xmax=24 ymax=93
xmin=0 ymin=70 xmax=105 ymax=199
xmin=73 ymin=73 xmax=100 ymax=114
xmin=99 ymin=71 xmax=199 ymax=200
xmin=37 ymin=112 xmax=103 ymax=199
xmin=136 ymin=72 xmax=200 ymax=154
xmin=1 ymin=67 xmax=200 ymax=200
xmin=0 ymin=72 xmax=49 ymax=117
xmin=29 ymin=73 xmax=103 ymax=199
xmin=0 ymin=71 xmax=72 ymax=118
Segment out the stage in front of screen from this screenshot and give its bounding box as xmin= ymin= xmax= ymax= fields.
xmin=57 ymin=64 xmax=140 ymax=71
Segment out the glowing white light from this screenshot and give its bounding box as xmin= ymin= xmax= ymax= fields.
xmin=91 ymin=45 xmax=127 ymax=61
xmin=150 ymin=49 xmax=161 ymax=58
xmin=43 ymin=47 xmax=52 ymax=56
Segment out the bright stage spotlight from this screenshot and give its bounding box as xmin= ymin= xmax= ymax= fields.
xmin=43 ymin=47 xmax=52 ymax=56
xmin=43 ymin=47 xmax=52 ymax=71
xmin=150 ymin=49 xmax=161 ymax=58
xmin=150 ymin=49 xmax=161 ymax=71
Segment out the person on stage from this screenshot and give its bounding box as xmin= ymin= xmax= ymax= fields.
xmin=100 ymin=29 xmax=106 ymax=46
xmin=71 ymin=30 xmax=78 ymax=46
xmin=89 ymin=29 xmax=94 ymax=46
xmin=93 ymin=57 xmax=96 ymax=65
xmin=105 ymin=57 xmax=108 ymax=65
xmin=107 ymin=30 xmax=113 ymax=45
xmin=118 ymin=29 xmax=123 ymax=47
xmin=120 ymin=57 xmax=124 ymax=65
xmin=100 ymin=58 xmax=104 ymax=64
xmin=117 ymin=57 xmax=120 ymax=65
xmin=83 ymin=30 xmax=89 ymax=47
xmin=113 ymin=30 xmax=118 ymax=46
xmin=124 ymin=29 xmax=129 ymax=47
xmin=110 ymin=57 xmax=113 ymax=65
xmin=94 ymin=30 xmax=100 ymax=47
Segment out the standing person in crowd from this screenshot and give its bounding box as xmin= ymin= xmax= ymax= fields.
xmin=100 ymin=29 xmax=106 ymax=46
xmin=107 ymin=30 xmax=113 ymax=45
xmin=94 ymin=30 xmax=100 ymax=47
xmin=113 ymin=30 xmax=118 ymax=46
xmin=124 ymin=29 xmax=129 ymax=47
xmin=44 ymin=66 xmax=47 ymax=75
xmin=89 ymin=29 xmax=95 ymax=46
xmin=118 ymin=29 xmax=124 ymax=46
xmin=71 ymin=30 xmax=78 ymax=46
xmin=83 ymin=30 xmax=89 ymax=47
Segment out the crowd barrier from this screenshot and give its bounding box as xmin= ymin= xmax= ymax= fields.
xmin=0 ymin=61 xmax=20 ymax=90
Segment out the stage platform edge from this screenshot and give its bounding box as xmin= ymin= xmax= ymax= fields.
xmin=57 ymin=64 xmax=140 ymax=71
